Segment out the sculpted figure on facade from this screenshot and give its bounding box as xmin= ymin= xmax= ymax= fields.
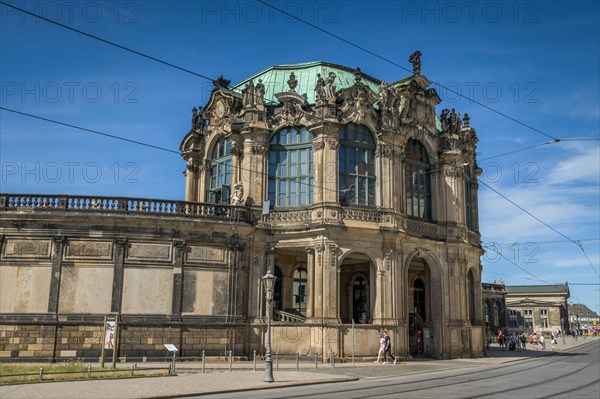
xmin=409 ymin=50 xmax=422 ymax=76
xmin=242 ymin=79 xmax=255 ymax=108
xmin=230 ymin=181 xmax=244 ymax=205
xmin=315 ymin=73 xmax=326 ymax=105
xmin=273 ymin=100 xmax=304 ymax=127
xmin=287 ymin=72 xmax=298 ymax=92
xmin=324 ymin=72 xmax=337 ymax=103
xmin=254 ymin=79 xmax=265 ymax=108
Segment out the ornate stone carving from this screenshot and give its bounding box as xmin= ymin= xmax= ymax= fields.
xmin=376 ymin=143 xmax=392 ymax=158
xmin=212 ymin=75 xmax=231 ymax=89
xmin=340 ymin=208 xmax=382 ymax=223
xmin=230 ymin=140 xmax=243 ymax=156
xmin=287 ymin=72 xmax=298 ymax=92
xmin=250 ymin=145 xmax=267 ymax=154
xmin=199 ymin=159 xmax=211 ymax=172
xmin=3 ymin=239 xmax=51 ymax=259
xmin=305 ymin=247 xmax=315 ymax=255
xmin=65 ymin=240 xmax=112 ymax=259
xmin=230 ymin=181 xmax=244 ymax=205
xmin=272 ymin=100 xmax=304 ymax=126
xmin=242 ymin=79 xmax=255 ymax=109
xmin=327 ymin=140 xmax=339 ymax=150
xmin=339 ymin=85 xmax=378 ymax=127
xmin=127 ymin=243 xmax=171 ymax=261
xmin=312 ymin=141 xmax=325 ymax=151
xmin=409 ymin=50 xmax=422 ymax=75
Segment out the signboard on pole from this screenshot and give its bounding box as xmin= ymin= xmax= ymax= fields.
xmin=104 ymin=318 xmax=116 ymax=349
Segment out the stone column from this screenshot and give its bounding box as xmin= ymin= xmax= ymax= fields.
xmin=308 ymin=122 xmax=340 ymax=205
xmin=110 ymin=238 xmax=127 ymax=313
xmin=376 ymin=142 xmax=394 ymax=210
xmin=240 ymin=125 xmax=269 ymax=207
xmin=171 ymin=240 xmax=186 ymax=315
xmin=322 ymin=243 xmax=340 ymax=323
xmin=198 ymin=160 xmax=211 ymax=202
xmin=312 ymin=244 xmax=325 ymax=320
xmin=48 ymin=236 xmax=65 ymax=313
xmin=305 ymin=247 xmax=315 ymax=319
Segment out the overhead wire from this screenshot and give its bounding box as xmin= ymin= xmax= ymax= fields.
xmin=3 ymin=1 xmax=598 ymax=290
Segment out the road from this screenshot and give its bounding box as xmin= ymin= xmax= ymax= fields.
xmin=199 ymin=340 xmax=600 ymax=399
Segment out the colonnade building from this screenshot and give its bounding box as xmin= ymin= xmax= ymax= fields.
xmin=0 ymin=56 xmax=485 ymax=360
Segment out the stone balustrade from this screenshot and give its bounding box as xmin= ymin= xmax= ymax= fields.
xmin=0 ymin=193 xmax=251 ymax=223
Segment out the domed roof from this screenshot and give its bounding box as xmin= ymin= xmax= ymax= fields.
xmin=232 ymin=61 xmax=381 ymax=106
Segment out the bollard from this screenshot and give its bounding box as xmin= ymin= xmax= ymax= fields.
xmin=253 ymin=350 xmax=256 ymax=371
xmin=296 ymin=353 xmax=299 ymax=371
xmin=314 ymin=353 xmax=318 ymax=370
xmin=88 ymin=364 xmax=92 ymax=378
xmin=275 ymin=351 xmax=279 ymax=371
xmin=228 ymin=350 xmax=232 ymax=372
xmin=39 ymin=367 xmax=43 ymax=381
xmin=201 ymin=350 xmax=205 ymax=374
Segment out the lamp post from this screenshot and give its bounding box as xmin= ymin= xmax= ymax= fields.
xmin=263 ymin=269 xmax=276 ymax=383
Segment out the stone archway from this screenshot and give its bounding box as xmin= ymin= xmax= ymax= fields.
xmin=406 ymin=253 xmax=443 ymax=358
xmin=339 ymin=252 xmax=375 ymax=324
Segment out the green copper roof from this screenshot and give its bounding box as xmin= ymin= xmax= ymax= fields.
xmin=232 ymin=61 xmax=382 ymax=106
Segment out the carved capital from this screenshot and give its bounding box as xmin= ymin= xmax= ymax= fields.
xmin=313 ymin=141 xmax=325 ymax=151
xmin=305 ymin=247 xmax=315 ymax=255
xmin=251 ymin=145 xmax=267 ymax=155
xmin=227 ymin=236 xmax=246 ymax=252
xmin=114 ymin=238 xmax=128 ymax=248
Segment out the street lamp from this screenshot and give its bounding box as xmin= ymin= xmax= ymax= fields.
xmin=263 ymin=269 xmax=276 ymax=383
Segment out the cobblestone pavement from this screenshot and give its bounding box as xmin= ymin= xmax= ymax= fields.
xmin=2 ymin=336 xmax=597 ymax=399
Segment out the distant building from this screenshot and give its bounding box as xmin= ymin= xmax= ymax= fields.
xmin=568 ymin=303 xmax=599 ymax=333
xmin=505 ymin=283 xmax=570 ymax=334
xmin=481 ymin=281 xmax=507 ymax=335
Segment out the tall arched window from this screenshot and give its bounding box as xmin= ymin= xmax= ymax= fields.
xmin=405 ymin=139 xmax=432 ymax=220
xmin=464 ymin=167 xmax=475 ymax=229
xmin=292 ymin=267 xmax=307 ymax=316
xmin=352 ymin=276 xmax=368 ymax=323
xmin=208 ymin=137 xmax=232 ymax=203
xmin=339 ymin=124 xmax=376 ymax=206
xmin=467 ymin=270 xmax=475 ymax=322
xmin=413 ymin=278 xmax=426 ymax=320
xmin=268 ymin=128 xmax=314 ymax=207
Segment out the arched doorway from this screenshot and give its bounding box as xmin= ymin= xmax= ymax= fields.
xmin=407 ymin=255 xmax=441 ymax=357
xmin=340 ymin=253 xmax=374 ymax=324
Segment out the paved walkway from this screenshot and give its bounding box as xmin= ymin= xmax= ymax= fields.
xmin=2 ymin=336 xmax=597 ymax=399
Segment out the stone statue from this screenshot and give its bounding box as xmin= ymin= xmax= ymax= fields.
xmin=212 ymin=75 xmax=231 ymax=89
xmin=377 ymin=81 xmax=389 ymax=110
xmin=242 ymin=79 xmax=255 ymax=108
xmin=354 ymin=67 xmax=362 ymax=83
xmin=255 ymin=79 xmax=265 ymax=107
xmin=191 ymin=107 xmax=198 ymax=129
xmin=315 ymin=73 xmax=326 ymax=105
xmin=409 ymin=50 xmax=422 ymax=76
xmin=463 ymin=113 xmax=470 ymax=128
xmin=231 ymin=181 xmax=244 ymax=205
xmin=324 ymin=72 xmax=337 ymax=102
xmin=287 ymin=72 xmax=298 ymax=92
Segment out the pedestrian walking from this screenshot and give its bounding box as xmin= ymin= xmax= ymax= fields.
xmin=383 ymin=330 xmax=397 ymax=365
xmin=374 ymin=332 xmax=385 ymax=364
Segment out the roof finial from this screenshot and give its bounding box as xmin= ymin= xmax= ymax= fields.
xmin=287 ymin=72 xmax=298 ymax=92
xmin=409 ymin=50 xmax=422 ymax=76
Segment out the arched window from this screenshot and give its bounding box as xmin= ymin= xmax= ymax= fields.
xmin=208 ymin=137 xmax=232 ymax=203
xmin=268 ymin=128 xmax=314 ymax=207
xmin=413 ymin=278 xmax=426 ymax=320
xmin=467 ymin=270 xmax=475 ymax=322
xmin=464 ymin=167 xmax=475 ymax=229
xmin=405 ymin=139 xmax=432 ymax=220
xmin=339 ymin=124 xmax=376 ymax=206
xmin=352 ymin=276 xmax=369 ymax=323
xmin=292 ymin=267 xmax=307 ymax=316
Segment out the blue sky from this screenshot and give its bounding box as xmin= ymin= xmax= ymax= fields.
xmin=1 ymin=0 xmax=599 ymax=313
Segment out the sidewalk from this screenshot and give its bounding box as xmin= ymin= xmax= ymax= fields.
xmin=2 ymin=336 xmax=597 ymax=399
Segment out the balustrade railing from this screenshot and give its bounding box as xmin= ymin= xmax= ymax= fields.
xmin=0 ymin=193 xmax=250 ymax=223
